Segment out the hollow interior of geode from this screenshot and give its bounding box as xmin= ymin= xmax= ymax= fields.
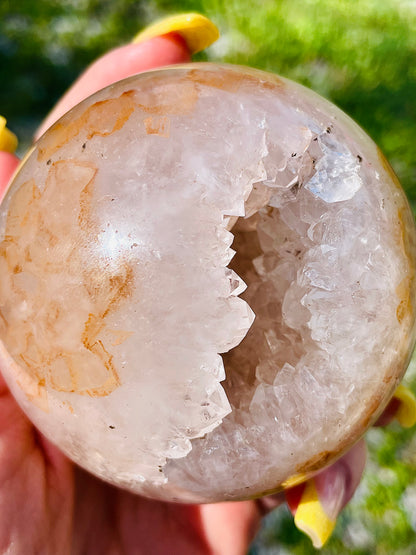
xmin=162 ymin=135 xmax=408 ymax=501
xmin=155 ymin=74 xmax=411 ymax=501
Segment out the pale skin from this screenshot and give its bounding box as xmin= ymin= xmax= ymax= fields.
xmin=0 ymin=33 xmax=392 ymax=554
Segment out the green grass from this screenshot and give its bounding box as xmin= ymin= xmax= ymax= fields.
xmin=1 ymin=1 xmax=416 ymax=552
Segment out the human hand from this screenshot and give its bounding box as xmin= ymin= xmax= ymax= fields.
xmin=0 ymin=14 xmax=415 ymax=554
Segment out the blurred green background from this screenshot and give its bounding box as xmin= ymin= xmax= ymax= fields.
xmin=1 ymin=0 xmax=416 ymax=553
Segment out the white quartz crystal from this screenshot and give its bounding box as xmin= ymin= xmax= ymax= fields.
xmin=0 ymin=64 xmax=415 ymax=502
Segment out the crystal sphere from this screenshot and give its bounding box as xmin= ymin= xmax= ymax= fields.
xmin=0 ymin=64 xmax=415 ymax=503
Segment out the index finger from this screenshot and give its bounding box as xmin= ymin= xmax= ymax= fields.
xmin=35 ymin=13 xmax=220 ymax=139
xmin=1 ymin=36 xmax=187 ymax=196
xmin=35 ymin=33 xmax=191 ymax=140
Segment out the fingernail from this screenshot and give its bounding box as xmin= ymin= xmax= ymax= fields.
xmin=132 ymin=13 xmax=219 ymax=54
xmin=292 ymin=479 xmax=336 ymax=548
xmin=287 ymin=441 xmax=366 ymax=548
xmin=0 ymin=116 xmax=18 ymax=153
xmin=281 ymin=473 xmax=308 ymax=489
xmin=393 ymin=384 xmax=416 ymax=428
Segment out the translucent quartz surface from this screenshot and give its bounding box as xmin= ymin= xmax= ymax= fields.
xmin=0 ymin=64 xmax=415 ymax=502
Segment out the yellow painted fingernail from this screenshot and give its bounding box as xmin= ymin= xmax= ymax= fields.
xmin=133 ymin=13 xmax=219 ymax=54
xmin=294 ymin=480 xmax=336 ymax=549
xmin=393 ymin=384 xmax=416 ymax=428
xmin=0 ymin=116 xmax=18 ymax=153
xmin=282 ymin=473 xmax=308 ymax=489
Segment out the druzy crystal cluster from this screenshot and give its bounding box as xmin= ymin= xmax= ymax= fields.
xmin=0 ymin=64 xmax=415 ymax=503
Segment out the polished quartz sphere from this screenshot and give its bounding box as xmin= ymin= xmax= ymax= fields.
xmin=0 ymin=64 xmax=415 ymax=502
